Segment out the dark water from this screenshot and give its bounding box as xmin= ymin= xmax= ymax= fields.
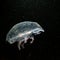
xmin=0 ymin=0 xmax=60 ymax=60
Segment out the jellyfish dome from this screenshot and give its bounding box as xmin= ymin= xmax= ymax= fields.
xmin=6 ymin=21 xmax=44 ymax=50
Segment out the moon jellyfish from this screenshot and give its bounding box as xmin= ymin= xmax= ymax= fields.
xmin=6 ymin=21 xmax=44 ymax=50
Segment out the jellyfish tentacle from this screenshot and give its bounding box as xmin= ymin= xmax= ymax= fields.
xmin=24 ymin=37 xmax=29 ymax=43
xmin=18 ymin=40 xmax=25 ymax=50
xmin=21 ymin=41 xmax=25 ymax=49
xmin=30 ymin=37 xmax=34 ymax=44
xmin=18 ymin=41 xmax=21 ymax=50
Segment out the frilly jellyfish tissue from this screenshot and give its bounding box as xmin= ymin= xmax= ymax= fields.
xmin=6 ymin=21 xmax=44 ymax=50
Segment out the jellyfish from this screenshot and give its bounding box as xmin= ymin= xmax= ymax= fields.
xmin=6 ymin=21 xmax=44 ymax=50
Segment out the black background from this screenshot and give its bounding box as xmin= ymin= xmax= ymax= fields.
xmin=0 ymin=0 xmax=60 ymax=60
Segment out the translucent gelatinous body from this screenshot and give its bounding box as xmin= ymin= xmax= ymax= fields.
xmin=6 ymin=21 xmax=44 ymax=50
